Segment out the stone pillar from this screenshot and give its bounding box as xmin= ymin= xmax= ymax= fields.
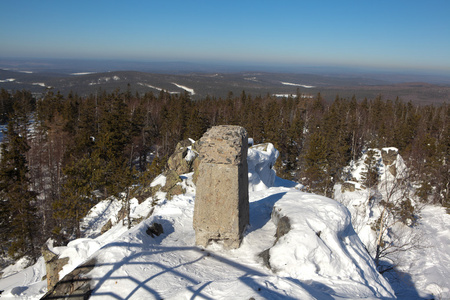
xmin=193 ymin=125 xmax=249 ymax=249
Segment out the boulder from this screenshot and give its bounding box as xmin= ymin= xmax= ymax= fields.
xmin=259 ymin=213 xmax=292 ymax=270
xmin=100 ymin=219 xmax=113 ymax=234
xmin=388 ymin=164 xmax=397 ymax=177
xmin=193 ymin=125 xmax=249 ymax=249
xmin=160 ymin=170 xmax=182 ymax=193
xmin=146 ymin=222 xmax=164 ymax=238
xmin=161 ymin=169 xmax=185 ymax=200
xmin=381 ymin=148 xmax=398 ymax=166
xmin=41 ymin=242 xmax=70 ymax=292
xmin=167 ymin=139 xmax=198 ymax=175
xmin=341 ymin=182 xmax=356 ymax=193
xmin=41 ymin=258 xmax=96 ymax=300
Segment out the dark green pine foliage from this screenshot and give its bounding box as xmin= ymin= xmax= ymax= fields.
xmin=301 ymin=131 xmax=329 ymax=195
xmin=69 ymin=95 xmax=98 ymax=158
xmin=0 ymin=119 xmax=38 ymax=259
xmin=185 ymin=107 xmax=208 ymax=141
xmin=0 ymin=88 xmax=13 ymax=124
xmin=96 ymin=94 xmax=135 ymax=226
xmin=321 ymin=97 xmax=352 ymax=196
xmin=54 ymin=93 xmax=134 ymax=238
xmin=54 ymin=154 xmax=102 ymax=239
xmin=129 ymin=100 xmax=149 ymax=171
xmin=12 ymin=90 xmax=35 ymax=127
xmin=361 ymin=149 xmax=380 ymax=189
xmin=82 ymin=93 xmax=132 ymax=201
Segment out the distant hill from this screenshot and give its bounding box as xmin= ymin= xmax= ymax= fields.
xmin=1 ymin=68 xmax=449 ymax=104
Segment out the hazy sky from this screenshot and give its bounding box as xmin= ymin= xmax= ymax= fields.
xmin=1 ymin=0 xmax=450 ymax=73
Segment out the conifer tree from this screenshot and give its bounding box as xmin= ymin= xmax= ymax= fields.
xmin=301 ymin=131 xmax=329 ymax=195
xmin=54 ymin=154 xmax=102 ymax=238
xmin=361 ymin=149 xmax=380 ymax=189
xmin=0 ymin=119 xmax=38 ymax=258
xmin=0 ymin=88 xmax=13 ymax=124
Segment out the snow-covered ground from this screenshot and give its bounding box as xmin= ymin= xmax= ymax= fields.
xmin=0 ymin=78 xmax=16 ymax=83
xmin=70 ymin=72 xmax=96 ymax=75
xmin=137 ymin=82 xmax=179 ymax=94
xmin=272 ymin=93 xmax=296 ymax=98
xmin=392 ymin=205 xmax=450 ymax=299
xmin=32 ymin=83 xmax=48 ymax=88
xmin=335 ymin=148 xmax=450 ymax=299
xmin=280 ymin=81 xmax=315 ymax=88
xmin=172 ymin=82 xmax=195 ymax=95
xmin=0 ymin=144 xmax=448 ymax=299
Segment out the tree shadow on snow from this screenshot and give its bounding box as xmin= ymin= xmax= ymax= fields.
xmin=45 ymin=214 xmax=346 ymax=300
xmin=380 ymin=261 xmax=431 ymax=300
xmin=89 ymin=245 xmax=357 ymax=299
xmin=58 ymin=244 xmax=305 ymax=299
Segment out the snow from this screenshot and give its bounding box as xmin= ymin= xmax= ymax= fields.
xmin=184 ymin=146 xmax=197 ymax=162
xmin=89 ymin=77 xmax=119 ymax=85
xmin=267 ymin=190 xmax=393 ymax=298
xmin=335 ymin=147 xmax=450 ymax=299
xmin=53 ymin=238 xmax=103 ymax=280
xmin=81 ymin=198 xmax=124 ymax=238
xmin=273 ymin=93 xmax=314 ymax=99
xmin=0 ymin=78 xmax=16 ymax=83
xmin=32 ymin=83 xmax=46 ymax=87
xmin=70 ymin=72 xmax=96 ymax=75
xmin=272 ymin=93 xmax=296 ymax=98
xmin=247 ymin=143 xmax=279 ymax=191
xmin=281 ymin=81 xmax=315 ymax=88
xmin=172 ymin=82 xmax=195 ymax=95
xmin=137 ymin=82 xmax=179 ymax=94
xmin=1 ymin=143 xmax=448 ymax=299
xmin=150 ymin=174 xmax=166 ymax=188
xmin=393 ymin=205 xmax=450 ymax=299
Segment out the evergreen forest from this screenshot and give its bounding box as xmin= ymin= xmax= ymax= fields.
xmin=0 ymin=87 xmax=449 ymax=261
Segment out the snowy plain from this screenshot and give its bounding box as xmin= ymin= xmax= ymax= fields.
xmin=0 ymin=144 xmax=449 ymax=299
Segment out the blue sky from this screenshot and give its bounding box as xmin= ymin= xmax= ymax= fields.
xmin=1 ymin=0 xmax=450 ymax=73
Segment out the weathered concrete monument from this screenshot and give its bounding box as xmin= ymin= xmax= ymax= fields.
xmin=193 ymin=125 xmax=249 ymax=249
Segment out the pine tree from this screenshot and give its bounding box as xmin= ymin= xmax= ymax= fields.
xmin=361 ymin=149 xmax=380 ymax=189
xmin=54 ymin=154 xmax=102 ymax=239
xmin=0 ymin=119 xmax=38 ymax=259
xmin=301 ymin=131 xmax=329 ymax=195
xmin=0 ymin=88 xmax=13 ymax=124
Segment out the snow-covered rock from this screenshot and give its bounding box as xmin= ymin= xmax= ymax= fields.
xmin=267 ymin=189 xmax=394 ymax=298
xmin=248 ymin=143 xmax=279 ymax=191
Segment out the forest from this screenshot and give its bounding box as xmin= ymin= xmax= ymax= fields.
xmin=0 ymin=87 xmax=449 ymax=261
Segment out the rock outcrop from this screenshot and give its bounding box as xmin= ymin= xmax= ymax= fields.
xmin=381 ymin=148 xmax=398 ymax=166
xmin=134 ymin=139 xmax=198 ymax=203
xmin=167 ymin=139 xmax=198 ymax=175
xmin=341 ymin=181 xmax=356 ymax=193
xmin=41 ymin=242 xmax=70 ymax=292
xmin=193 ymin=125 xmax=249 ymax=249
xmin=381 ymin=148 xmax=399 ymax=176
xmin=41 ymin=258 xmax=95 ymax=300
xmin=259 ymin=212 xmax=291 ymax=270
